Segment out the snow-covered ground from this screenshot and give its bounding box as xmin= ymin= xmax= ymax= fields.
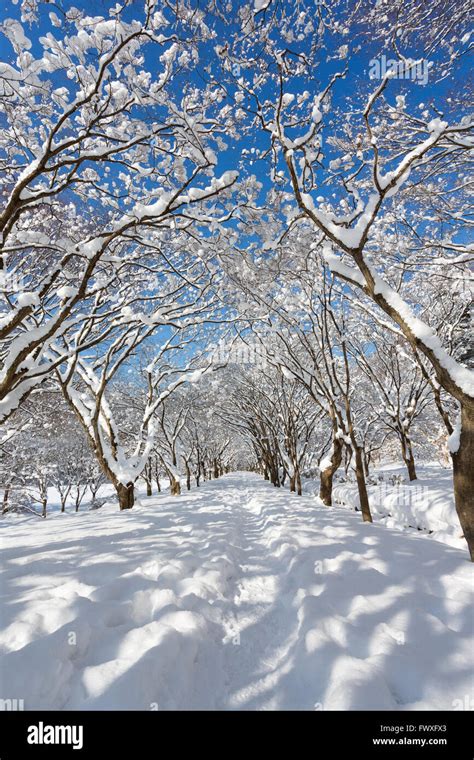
xmin=1 ymin=472 xmax=473 ymax=711
xmin=324 ymin=462 xmax=463 ymax=550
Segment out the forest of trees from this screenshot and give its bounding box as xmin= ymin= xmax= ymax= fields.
xmin=0 ymin=0 xmax=472 ymax=556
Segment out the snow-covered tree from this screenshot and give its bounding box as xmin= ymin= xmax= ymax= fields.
xmin=208 ymin=1 xmax=474 ymax=556
xmin=0 ymin=3 xmax=239 ymax=422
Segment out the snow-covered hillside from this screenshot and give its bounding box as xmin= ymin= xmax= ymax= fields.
xmin=1 ymin=473 xmax=472 ymax=711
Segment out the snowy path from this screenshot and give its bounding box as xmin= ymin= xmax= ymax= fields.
xmin=1 ymin=473 xmax=473 ymax=711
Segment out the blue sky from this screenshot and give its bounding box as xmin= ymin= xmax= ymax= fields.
xmin=0 ymin=2 xmax=469 ymax=245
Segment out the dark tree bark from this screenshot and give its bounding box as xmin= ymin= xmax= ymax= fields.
xmin=319 ymin=437 xmax=343 ymax=506
xmin=364 ymin=451 xmax=371 ymax=477
xmin=153 ymin=461 xmax=161 ymax=493
xmin=452 ymin=403 xmax=474 ymax=561
xmin=2 ymin=484 xmax=10 ymax=514
xmin=170 ymin=477 xmax=181 ymax=496
xmin=354 ymin=446 xmax=372 ymax=523
xmin=143 ymin=461 xmax=153 ymax=496
xmin=296 ymin=470 xmax=302 ymax=496
xmin=400 ymin=433 xmax=417 ymax=481
xmin=116 ymin=482 xmax=134 ymax=510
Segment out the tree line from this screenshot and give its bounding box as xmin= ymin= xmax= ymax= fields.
xmin=0 ymin=1 xmax=472 ymax=555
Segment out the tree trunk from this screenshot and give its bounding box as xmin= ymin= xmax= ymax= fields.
xmin=451 ymin=403 xmax=474 ymax=561
xmin=2 ymin=484 xmax=10 ymax=514
xmin=364 ymin=451 xmax=371 ymax=476
xmin=353 ymin=446 xmax=372 ymax=522
xmin=143 ymin=460 xmax=153 ymax=496
xmin=154 ymin=460 xmax=161 ymax=493
xmin=405 ymin=453 xmax=417 ymax=482
xmin=296 ymin=470 xmax=302 ymax=496
xmin=289 ymin=474 xmax=296 ymax=493
xmin=170 ymin=477 xmax=181 ymax=496
xmin=42 ymin=498 xmax=47 ymax=518
xmin=270 ymin=460 xmax=280 ymax=486
xmin=344 ymin=445 xmax=353 ymax=476
xmin=213 ymin=459 xmax=219 ymax=479
xmin=319 ymin=437 xmax=343 ymax=506
xmin=181 ymin=456 xmax=191 ymax=489
xmin=401 ymin=434 xmax=417 ymax=481
xmin=117 ymin=482 xmax=134 ymax=510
